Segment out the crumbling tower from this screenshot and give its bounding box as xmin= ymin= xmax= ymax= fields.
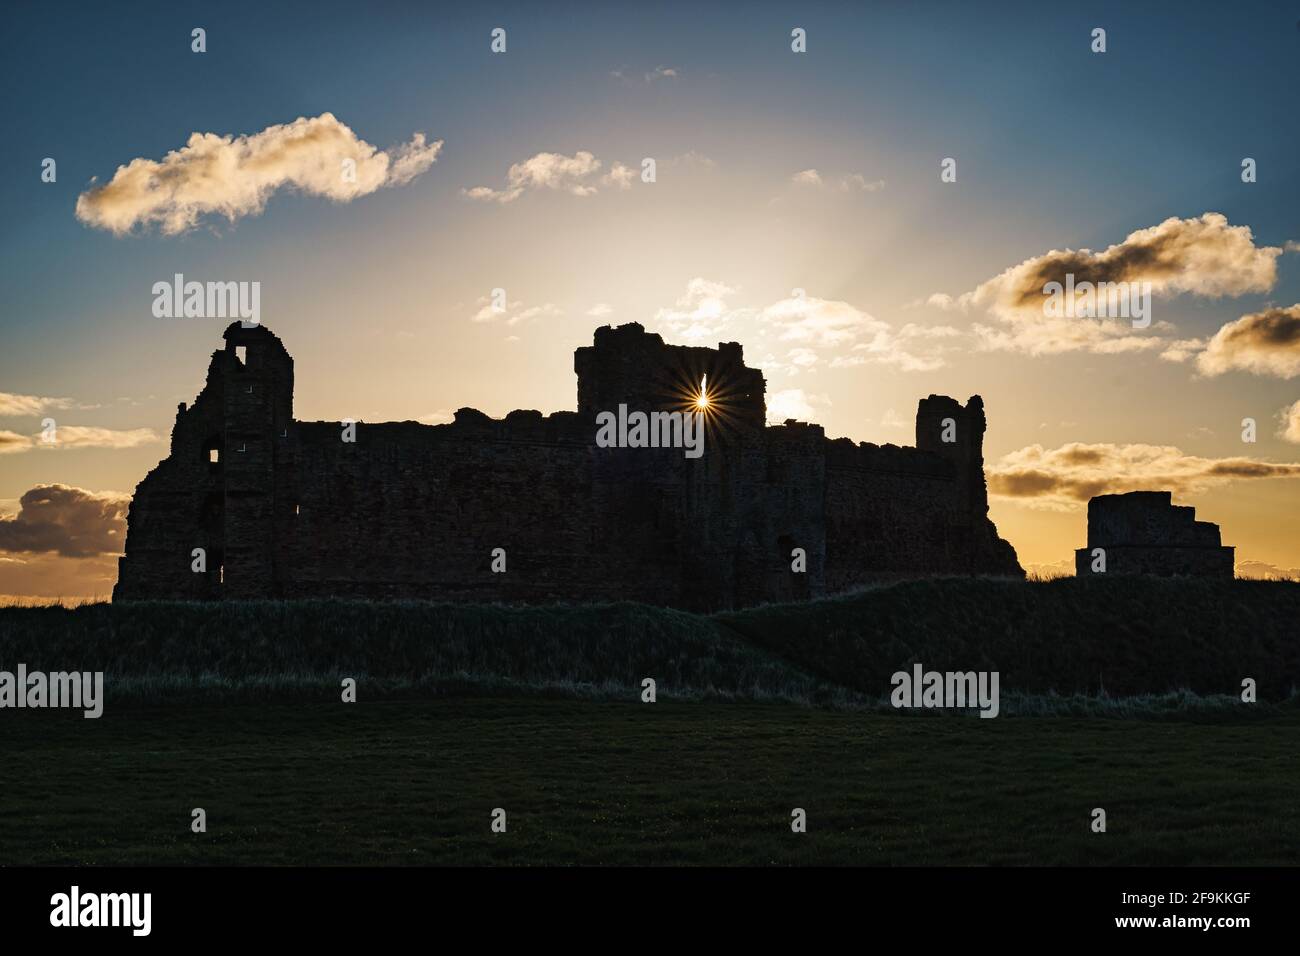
xmin=218 ymin=323 xmax=294 ymax=597
xmin=114 ymin=323 xmax=293 ymax=600
xmin=1075 ymin=491 xmax=1234 ymax=578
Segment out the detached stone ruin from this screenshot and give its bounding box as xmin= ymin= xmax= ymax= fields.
xmin=1074 ymin=490 xmax=1234 ymax=578
xmin=114 ymin=321 xmax=1024 ymax=609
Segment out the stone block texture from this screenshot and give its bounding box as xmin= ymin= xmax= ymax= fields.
xmin=114 ymin=322 xmax=1024 ymax=609
xmin=1074 ymin=490 xmax=1234 ymax=578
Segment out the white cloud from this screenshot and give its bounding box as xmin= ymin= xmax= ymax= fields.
xmin=1158 ymin=338 xmax=1207 ymax=363
xmin=587 ymin=303 xmax=614 ymax=318
xmin=787 ymin=347 xmax=818 ymax=368
xmin=650 ymin=280 xmax=955 ymax=370
xmin=652 ymin=278 xmax=742 ymax=342
xmin=0 ymin=392 xmax=76 ymax=417
xmin=464 ymin=150 xmax=640 ymax=203
xmin=1279 ymin=399 xmax=1300 ymax=443
xmin=602 ymin=162 xmax=636 ymax=190
xmin=764 ymin=297 xmax=953 ymax=370
xmin=76 ymin=113 xmax=442 ymax=235
xmin=1194 ymin=305 xmax=1300 ymax=379
xmin=767 ymin=388 xmax=831 ymax=423
xmin=839 ymin=173 xmax=885 ymax=192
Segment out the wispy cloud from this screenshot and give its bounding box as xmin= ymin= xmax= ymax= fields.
xmin=791 ymin=169 xmax=884 ymax=192
xmin=0 ymin=430 xmax=30 ymax=455
xmin=37 ymin=426 xmax=159 ymax=449
xmin=762 ymin=297 xmax=953 ymax=371
xmin=463 ymin=150 xmax=638 ymax=203
xmin=0 ymin=426 xmax=159 ymax=453
xmin=611 ymin=65 xmax=681 ymax=83
xmin=471 ymin=297 xmax=562 ymax=326
xmin=650 ymin=279 xmax=955 ymax=371
xmin=652 ymin=278 xmax=740 ymax=342
xmin=0 ymin=392 xmax=79 ymax=416
xmin=880 ymin=408 xmax=908 ymax=429
xmin=76 ymin=112 xmax=442 ymax=235
xmin=988 ymin=442 xmax=1300 ymax=510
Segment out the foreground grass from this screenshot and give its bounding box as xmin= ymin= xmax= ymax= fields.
xmin=3 ymin=577 xmax=1298 ymax=705
xmin=2 ymin=697 xmax=1297 ymax=865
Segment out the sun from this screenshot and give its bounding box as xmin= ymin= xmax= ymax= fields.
xmin=694 ymin=374 xmax=711 ymax=411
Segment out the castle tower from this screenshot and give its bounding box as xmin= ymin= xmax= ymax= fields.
xmin=574 ymin=323 xmax=766 ymax=431
xmin=915 ymin=394 xmax=990 ymax=520
xmin=217 ymin=323 xmax=294 ymax=597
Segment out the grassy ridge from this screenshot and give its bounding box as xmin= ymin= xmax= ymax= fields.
xmin=1 ymin=577 xmax=1296 ymax=705
xmin=0 ymin=599 xmax=838 ymax=704
xmin=720 ymin=576 xmax=1300 ymax=699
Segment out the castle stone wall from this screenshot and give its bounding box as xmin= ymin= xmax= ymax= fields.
xmin=114 ymin=322 xmax=1024 ymax=609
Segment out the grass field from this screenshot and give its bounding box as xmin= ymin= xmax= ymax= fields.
xmin=2 ymin=577 xmax=1298 ymax=865
xmin=3 ymin=576 xmax=1298 ymax=704
xmin=3 ymin=697 xmax=1299 ymax=866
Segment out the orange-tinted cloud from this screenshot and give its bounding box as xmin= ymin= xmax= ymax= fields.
xmin=1194 ymin=305 xmax=1300 ymax=379
xmin=933 ymin=213 xmax=1281 ymax=355
xmin=0 ymin=484 xmax=130 ymax=557
xmin=988 ymin=442 xmax=1300 ymax=510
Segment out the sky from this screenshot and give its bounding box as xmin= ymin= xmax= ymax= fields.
xmin=2 ymin=0 xmax=1299 ymax=600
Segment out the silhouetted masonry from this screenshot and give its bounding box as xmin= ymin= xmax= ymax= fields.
xmin=113 ymin=322 xmax=1023 ymax=609
xmin=1074 ymin=491 xmax=1234 ymax=578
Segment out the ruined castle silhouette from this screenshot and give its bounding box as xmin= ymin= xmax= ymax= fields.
xmin=113 ymin=322 xmax=1023 ymax=609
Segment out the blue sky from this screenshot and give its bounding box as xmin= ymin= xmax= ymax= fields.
xmin=2 ymin=0 xmax=1299 ymax=596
